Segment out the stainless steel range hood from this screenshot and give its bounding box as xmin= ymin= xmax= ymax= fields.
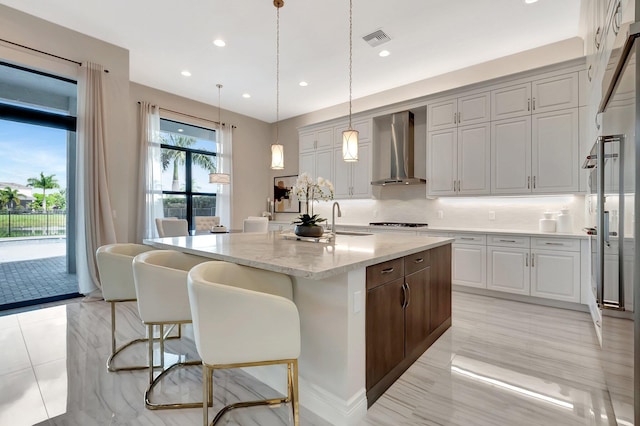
xmin=371 ymin=111 xmax=426 ymax=185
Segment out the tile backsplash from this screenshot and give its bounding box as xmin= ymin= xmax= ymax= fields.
xmin=309 ymin=185 xmax=588 ymax=234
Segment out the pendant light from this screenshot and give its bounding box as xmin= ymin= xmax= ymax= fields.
xmin=270 ymin=0 xmax=285 ymax=170
xmin=342 ymin=0 xmax=358 ymax=162
xmin=209 ymin=83 xmax=231 ymax=184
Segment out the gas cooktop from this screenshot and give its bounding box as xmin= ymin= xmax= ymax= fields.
xmin=369 ymin=222 xmax=429 ymax=228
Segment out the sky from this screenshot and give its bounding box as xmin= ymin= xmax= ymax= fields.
xmin=0 ymin=119 xmax=68 ymax=192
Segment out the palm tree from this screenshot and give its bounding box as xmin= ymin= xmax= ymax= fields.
xmin=160 ymin=134 xmax=216 ymax=191
xmin=0 ymin=187 xmax=25 ymax=210
xmin=27 ymin=172 xmax=59 ymax=211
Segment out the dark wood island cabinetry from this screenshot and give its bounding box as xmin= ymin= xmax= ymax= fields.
xmin=366 ymin=243 xmax=452 ymax=405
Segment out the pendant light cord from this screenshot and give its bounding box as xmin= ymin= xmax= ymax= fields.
xmin=276 ymin=5 xmax=280 ymax=143
xmin=217 ymin=83 xmax=223 ymax=126
xmin=348 ymin=0 xmax=353 ymax=129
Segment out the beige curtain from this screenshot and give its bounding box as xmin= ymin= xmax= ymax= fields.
xmin=76 ymin=62 xmax=117 ymax=295
xmin=136 ymin=102 xmax=162 ymax=241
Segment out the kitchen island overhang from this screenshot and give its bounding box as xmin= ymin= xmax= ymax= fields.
xmin=144 ymin=232 xmax=453 ymax=426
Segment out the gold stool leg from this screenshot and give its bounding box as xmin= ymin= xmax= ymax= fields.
xmin=106 ymin=301 xmax=151 ymax=372
xmin=148 ymin=324 xmax=154 ymax=385
xmin=202 ymin=365 xmax=209 ymax=426
xmin=291 ymin=360 xmax=299 ymax=426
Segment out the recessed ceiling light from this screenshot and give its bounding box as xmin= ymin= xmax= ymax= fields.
xmin=213 ymin=39 xmax=226 ymax=47
xmin=181 ymin=70 xmax=192 ymax=77
xmin=242 ymin=93 xmax=251 ymax=98
xmin=177 ymin=128 xmax=184 ymax=132
xmin=524 ymin=0 xmax=538 ymax=3
xmin=299 ymin=81 xmax=308 ymax=87
xmin=379 ymin=50 xmax=390 ymax=57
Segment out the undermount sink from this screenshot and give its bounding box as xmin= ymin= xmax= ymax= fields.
xmin=333 ymin=231 xmax=373 ymax=236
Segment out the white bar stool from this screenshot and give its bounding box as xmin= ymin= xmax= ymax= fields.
xmin=188 ymin=261 xmax=300 ymax=425
xmin=96 ymin=243 xmax=155 ymax=372
xmin=132 ymin=249 xmax=210 ymax=410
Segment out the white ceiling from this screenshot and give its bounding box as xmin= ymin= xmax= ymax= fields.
xmin=1 ymin=0 xmax=583 ymax=123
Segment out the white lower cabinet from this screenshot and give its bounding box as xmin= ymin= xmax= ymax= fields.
xmin=451 ymin=233 xmax=487 ymax=288
xmin=487 ymin=246 xmax=531 ymax=295
xmin=486 ymin=236 xmax=581 ymax=302
xmin=530 ymin=249 xmax=581 ymax=303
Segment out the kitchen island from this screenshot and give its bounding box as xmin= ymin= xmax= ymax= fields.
xmin=145 ymin=231 xmax=453 ymax=425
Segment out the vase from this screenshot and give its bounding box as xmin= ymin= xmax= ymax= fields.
xmin=294 ymin=224 xmax=324 ymax=238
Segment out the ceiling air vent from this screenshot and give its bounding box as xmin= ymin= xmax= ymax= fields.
xmin=362 ymin=29 xmax=391 ymax=47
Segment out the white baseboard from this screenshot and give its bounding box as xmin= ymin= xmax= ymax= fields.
xmin=242 ymin=366 xmax=368 ymax=426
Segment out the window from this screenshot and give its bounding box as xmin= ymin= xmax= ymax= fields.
xmin=159 ymin=118 xmax=220 ymax=232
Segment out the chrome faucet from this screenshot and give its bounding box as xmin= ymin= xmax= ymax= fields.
xmin=331 ymin=201 xmax=342 ymax=234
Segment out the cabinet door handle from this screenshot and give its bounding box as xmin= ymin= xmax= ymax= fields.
xmin=528 ymin=176 xmax=531 ymax=189
xmin=381 ymin=267 xmax=394 ymax=274
xmin=587 ymin=65 xmax=592 ymax=82
xmin=405 ymin=282 xmax=411 ymax=308
xmin=458 ymin=112 xmax=461 ymax=123
xmin=544 ymin=242 xmax=564 ymax=246
xmin=401 ymin=283 xmax=407 ymax=308
xmin=453 ymin=112 xmax=457 ymax=124
xmin=595 ymin=27 xmax=601 ymax=50
xmin=458 ymin=180 xmax=461 ymax=192
xmin=528 ymin=98 xmax=531 ymax=111
xmin=613 ymin=2 xmax=622 ymax=35
xmin=532 ymin=97 xmax=536 ymax=110
xmin=533 ymin=176 xmax=536 ymax=189
xmin=460 ymin=237 xmax=475 ymax=240
xmin=531 ymin=253 xmax=535 ymax=267
xmin=498 ymin=239 xmax=517 ymax=243
xmin=525 ymin=253 xmax=529 ymax=267
xmin=413 ymin=258 xmax=424 ymax=264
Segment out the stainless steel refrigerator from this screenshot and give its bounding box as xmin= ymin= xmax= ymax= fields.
xmin=586 ymin=15 xmax=639 ymax=425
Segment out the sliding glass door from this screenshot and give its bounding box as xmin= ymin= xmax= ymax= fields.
xmin=0 ymin=62 xmax=78 ymax=311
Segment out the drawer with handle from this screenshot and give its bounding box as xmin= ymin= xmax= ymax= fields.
xmin=451 ymin=233 xmax=486 ymax=245
xmin=531 ymin=237 xmax=580 ymax=252
xmin=366 ymin=258 xmax=404 ymax=290
xmin=487 ymin=235 xmax=530 ymax=248
xmin=404 ymin=249 xmax=431 ymax=275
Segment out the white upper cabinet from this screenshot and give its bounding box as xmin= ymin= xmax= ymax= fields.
xmin=531 ymin=73 xmax=579 ymax=114
xmin=427 ymin=123 xmax=490 ymax=196
xmin=332 ymin=119 xmax=372 ymax=199
xmin=491 ymin=116 xmax=532 ymax=194
xmin=333 ymin=144 xmax=372 ymax=199
xmin=491 ymin=72 xmax=579 ymax=120
xmin=491 ymin=83 xmax=532 ymax=121
xmin=427 ymin=128 xmax=457 ymax=195
xmin=457 ymin=123 xmax=491 ymax=195
xmin=300 ymin=128 xmax=333 ymax=153
xmin=299 ymin=126 xmax=334 ymax=180
xmin=531 ymin=109 xmax=580 ymax=193
xmin=427 ymin=92 xmax=490 ymax=131
xmin=491 ymin=109 xmax=579 ymax=195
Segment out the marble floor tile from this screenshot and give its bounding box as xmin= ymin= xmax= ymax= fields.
xmin=0 ymin=368 xmax=49 ymax=426
xmin=0 ymin=325 xmax=31 ymax=376
xmin=0 ymin=291 xmax=633 ymax=426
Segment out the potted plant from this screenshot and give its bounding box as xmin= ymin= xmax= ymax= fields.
xmin=291 ymin=173 xmax=334 ymax=237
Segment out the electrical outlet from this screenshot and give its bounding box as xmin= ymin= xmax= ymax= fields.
xmin=488 ymin=211 xmax=496 ymax=221
xmin=437 ymin=210 xmax=444 ymax=219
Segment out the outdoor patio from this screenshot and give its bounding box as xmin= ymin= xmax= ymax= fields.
xmin=0 ymin=238 xmax=78 ymax=310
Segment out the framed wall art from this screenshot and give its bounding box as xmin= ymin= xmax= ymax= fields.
xmin=273 ymin=175 xmax=300 ymax=213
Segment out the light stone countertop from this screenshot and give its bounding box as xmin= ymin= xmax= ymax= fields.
xmin=284 ymin=222 xmax=589 ymax=239
xmin=144 ymin=232 xmax=453 ymax=280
